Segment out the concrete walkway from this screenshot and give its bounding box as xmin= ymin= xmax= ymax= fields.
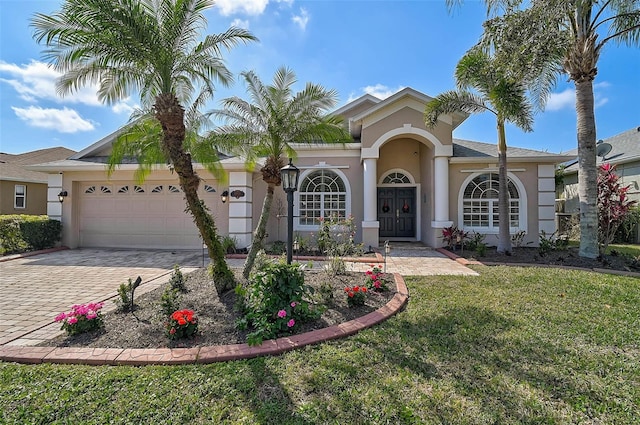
xmin=0 ymin=245 xmax=476 ymax=347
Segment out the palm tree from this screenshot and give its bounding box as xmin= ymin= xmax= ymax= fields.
xmin=425 ymin=48 xmax=534 ymax=254
xmin=211 ymin=67 xmax=350 ymax=278
xmin=448 ymin=0 xmax=640 ymax=258
xmin=31 ymin=0 xmax=257 ymax=293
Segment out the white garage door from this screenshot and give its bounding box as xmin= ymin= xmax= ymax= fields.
xmin=79 ymin=182 xmax=219 ymax=249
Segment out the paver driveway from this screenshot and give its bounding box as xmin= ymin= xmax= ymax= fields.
xmin=0 ymin=248 xmax=202 ymax=346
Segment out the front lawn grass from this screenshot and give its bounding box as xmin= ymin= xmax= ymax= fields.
xmin=607 ymin=243 xmax=640 ymax=258
xmin=2 ymin=266 xmax=639 ymax=424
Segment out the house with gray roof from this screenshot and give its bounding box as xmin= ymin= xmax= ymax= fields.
xmin=0 ymin=147 xmax=75 ymax=215
xmin=561 ymin=127 xmax=640 ymax=211
xmin=29 ymin=87 xmax=572 ymax=250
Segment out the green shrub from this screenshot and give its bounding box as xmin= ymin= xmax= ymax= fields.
xmin=114 ymin=277 xmax=141 ymax=312
xmin=160 ymin=287 xmax=181 ymax=318
xmin=0 ymin=215 xmax=61 ymax=254
xmin=237 ymin=261 xmax=323 ymax=345
xmin=168 ymin=264 xmax=186 ymax=292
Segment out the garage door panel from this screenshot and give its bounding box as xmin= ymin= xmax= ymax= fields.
xmin=79 ymin=181 xmax=203 ymax=249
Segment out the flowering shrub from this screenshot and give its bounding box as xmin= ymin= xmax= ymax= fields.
xmin=598 ymin=163 xmax=638 ymax=254
xmin=344 ymin=285 xmax=367 ymax=307
xmin=364 ymin=264 xmax=390 ymax=292
xmin=236 ymin=261 xmax=323 ymax=346
xmin=166 ymin=309 xmax=198 ymax=340
xmin=54 ymin=302 xmax=104 ymax=336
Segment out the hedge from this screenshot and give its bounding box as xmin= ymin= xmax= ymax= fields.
xmin=0 ymin=215 xmax=62 ymax=255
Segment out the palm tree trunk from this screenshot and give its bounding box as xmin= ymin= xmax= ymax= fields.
xmin=497 ymin=120 xmax=512 ymax=254
xmin=155 ymin=93 xmax=235 ymax=293
xmin=575 ymin=79 xmax=599 ymax=259
xmin=242 ymin=183 xmax=275 ymax=278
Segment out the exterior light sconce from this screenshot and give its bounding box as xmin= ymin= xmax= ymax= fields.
xmin=58 ymin=190 xmax=68 ymax=203
xmin=221 ymin=190 xmax=229 ymax=203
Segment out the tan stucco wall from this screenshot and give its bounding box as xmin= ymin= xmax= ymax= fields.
xmin=0 ymin=180 xmax=48 ymax=215
xmin=360 ymin=106 xmax=452 ymax=150
xmin=448 ymin=162 xmax=542 ymax=247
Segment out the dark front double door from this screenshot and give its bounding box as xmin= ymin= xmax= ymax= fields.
xmin=378 ymin=187 xmax=416 ymax=238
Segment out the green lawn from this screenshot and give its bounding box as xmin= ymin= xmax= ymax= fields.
xmin=607 ymin=243 xmax=640 ymax=258
xmin=2 ymin=266 xmax=639 ymax=424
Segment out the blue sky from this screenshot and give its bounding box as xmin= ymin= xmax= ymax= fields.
xmin=1 ymin=0 xmax=638 ymax=155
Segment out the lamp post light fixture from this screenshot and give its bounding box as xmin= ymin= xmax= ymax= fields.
xmin=384 ymin=240 xmax=391 ymax=273
xmin=280 ymin=158 xmax=300 ymax=265
xmin=58 ymin=190 xmax=68 ymax=203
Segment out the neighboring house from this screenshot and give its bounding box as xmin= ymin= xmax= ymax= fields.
xmin=0 ymin=147 xmax=75 ymax=215
xmin=29 ymin=87 xmax=571 ymax=250
xmin=560 ymin=126 xmax=640 ymax=242
xmin=561 ymin=126 xmax=640 ymax=212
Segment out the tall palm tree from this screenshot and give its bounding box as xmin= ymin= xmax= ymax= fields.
xmin=31 ymin=0 xmax=257 ymax=293
xmin=425 ymin=48 xmax=534 ymax=254
xmin=449 ymin=0 xmax=640 ymax=258
xmin=211 ymin=67 xmax=350 ymax=278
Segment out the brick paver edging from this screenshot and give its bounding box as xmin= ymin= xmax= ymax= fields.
xmin=0 ymin=274 xmax=409 ymax=366
xmin=0 ymin=246 xmax=69 ymax=263
xmin=436 ymin=248 xmax=640 ymax=278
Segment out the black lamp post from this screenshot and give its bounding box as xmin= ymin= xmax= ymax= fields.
xmin=280 ymin=158 xmax=300 ymax=264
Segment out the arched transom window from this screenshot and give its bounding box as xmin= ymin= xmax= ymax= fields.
xmin=298 ymin=170 xmax=347 ymax=226
xmin=462 ymin=173 xmax=522 ymax=231
xmin=382 ymin=172 xmax=411 ymax=184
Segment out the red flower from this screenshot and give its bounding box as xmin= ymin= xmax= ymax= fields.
xmin=348 ymin=292 xmax=354 ymax=298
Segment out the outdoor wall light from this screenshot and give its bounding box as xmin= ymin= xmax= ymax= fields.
xmin=220 ymin=190 xmax=229 ymax=203
xmin=58 ymin=190 xmax=68 ymax=203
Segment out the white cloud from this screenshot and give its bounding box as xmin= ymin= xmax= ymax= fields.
xmin=292 ymin=7 xmax=309 ymax=30
xmin=111 ymin=99 xmax=139 ymax=115
xmin=546 ymin=81 xmax=611 ymax=111
xmin=231 ymin=18 xmax=250 ymax=29
xmin=546 ymin=88 xmax=575 ymax=111
xmin=0 ymin=60 xmax=102 ymax=106
xmin=276 ymin=0 xmax=294 ymax=6
xmin=12 ymin=106 xmax=95 ymax=133
xmin=216 ymin=0 xmax=268 ymax=16
xmin=347 ymin=84 xmax=405 ymax=102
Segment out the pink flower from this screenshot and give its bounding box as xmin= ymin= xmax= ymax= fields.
xmin=54 ymin=312 xmax=67 ymax=322
xmin=86 ymin=311 xmax=97 ymax=320
xmin=287 ymin=319 xmax=295 ymax=328
xmin=67 ymin=316 xmax=78 ymax=325
xmin=170 ymin=328 xmax=176 ymax=335
xmin=277 ymin=310 xmax=287 ymax=318
xmin=290 ymin=302 xmax=297 ymax=308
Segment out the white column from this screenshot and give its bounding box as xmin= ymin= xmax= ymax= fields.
xmin=538 ymin=164 xmax=557 ymax=234
xmin=362 ymin=158 xmax=380 ymax=248
xmin=227 ymin=171 xmax=253 ymax=249
xmin=47 ymin=174 xmax=63 ymax=220
xmin=431 ymin=156 xmax=452 ymax=227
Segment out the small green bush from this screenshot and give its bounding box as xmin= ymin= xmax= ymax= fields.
xmin=160 ymin=287 xmax=181 ymax=317
xmin=0 ymin=215 xmax=61 ymax=255
xmin=168 ymin=264 xmax=186 ymax=292
xmin=238 ymin=261 xmax=322 ymax=345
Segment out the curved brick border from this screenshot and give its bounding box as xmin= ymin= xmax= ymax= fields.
xmin=436 ymin=248 xmax=640 ymax=279
xmin=0 ymin=274 xmax=409 ymax=366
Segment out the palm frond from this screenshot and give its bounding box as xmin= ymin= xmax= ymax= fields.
xmin=424 ymin=90 xmax=493 ymax=128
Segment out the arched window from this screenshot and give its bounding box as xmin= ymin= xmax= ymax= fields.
xmin=298 ymin=169 xmax=348 ymax=226
xmin=382 ymin=172 xmax=411 ymax=184
xmin=461 ymin=173 xmax=524 ymax=232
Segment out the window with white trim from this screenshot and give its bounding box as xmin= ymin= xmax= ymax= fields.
xmin=298 ymin=170 xmax=347 ymax=226
xmin=462 ymin=173 xmax=521 ymax=232
xmin=14 ymin=185 xmax=26 ymax=209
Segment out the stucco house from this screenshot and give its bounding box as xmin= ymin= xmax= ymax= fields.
xmin=560 ymin=126 xmax=640 ymax=242
xmin=29 ymin=87 xmax=571 ymax=250
xmin=0 ymin=147 xmax=75 ymax=215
